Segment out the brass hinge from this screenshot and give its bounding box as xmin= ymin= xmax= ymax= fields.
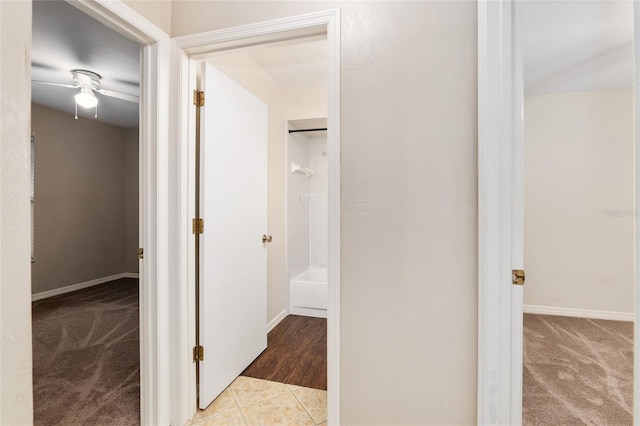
xmin=193 ymin=90 xmax=205 ymax=107
xmin=512 ymin=269 xmax=525 ymax=286
xmin=193 ymin=345 xmax=204 ymax=362
xmin=192 ymin=218 xmax=204 ymax=234
xmin=137 ymin=247 xmax=144 ymax=260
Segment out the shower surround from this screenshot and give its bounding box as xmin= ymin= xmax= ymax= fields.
xmin=287 ymin=127 xmax=327 ymax=318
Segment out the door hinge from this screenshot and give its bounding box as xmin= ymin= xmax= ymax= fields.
xmin=193 ymin=345 xmax=204 ymax=362
xmin=193 ymin=90 xmax=205 ymax=107
xmin=192 ymin=218 xmax=204 ymax=234
xmin=137 ymin=247 xmax=144 ymax=260
xmin=512 ymin=269 xmax=525 ymax=286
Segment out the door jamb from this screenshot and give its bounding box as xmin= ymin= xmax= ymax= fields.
xmin=64 ymin=1 xmax=172 ymax=424
xmin=477 ymin=1 xmax=523 ymax=424
xmin=172 ymin=9 xmax=341 ymax=425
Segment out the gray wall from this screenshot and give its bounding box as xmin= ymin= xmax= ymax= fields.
xmin=31 ymin=104 xmax=139 ymax=295
xmin=124 ymin=127 xmax=140 ymax=273
xmin=173 ymin=2 xmax=478 ymax=424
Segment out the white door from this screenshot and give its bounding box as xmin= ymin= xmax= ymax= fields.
xmin=198 ymin=62 xmax=268 ymax=409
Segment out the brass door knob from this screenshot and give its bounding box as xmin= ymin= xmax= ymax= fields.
xmin=262 ymin=235 xmax=273 ymax=243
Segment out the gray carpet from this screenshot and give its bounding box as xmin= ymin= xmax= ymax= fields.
xmin=32 ymin=278 xmax=140 ymax=426
xmin=523 ymin=314 xmax=633 ymax=425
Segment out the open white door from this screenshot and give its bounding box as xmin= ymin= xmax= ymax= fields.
xmin=198 ymin=62 xmax=268 ymax=409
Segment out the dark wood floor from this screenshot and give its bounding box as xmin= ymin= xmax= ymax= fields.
xmin=241 ymin=315 xmax=327 ymax=390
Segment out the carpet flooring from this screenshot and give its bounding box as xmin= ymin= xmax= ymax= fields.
xmin=241 ymin=315 xmax=327 ymax=390
xmin=523 ymin=313 xmax=633 ymax=425
xmin=32 ymin=278 xmax=140 ymax=426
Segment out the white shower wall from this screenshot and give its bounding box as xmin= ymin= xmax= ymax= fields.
xmin=287 ymin=131 xmax=328 ymax=277
xmin=308 ymin=135 xmax=328 ymax=268
xmin=287 ymin=132 xmax=310 ymax=280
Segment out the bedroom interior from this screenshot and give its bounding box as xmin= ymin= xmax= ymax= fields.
xmin=522 ymin=1 xmax=633 ymax=423
xmin=30 ymin=1 xmax=142 ymax=424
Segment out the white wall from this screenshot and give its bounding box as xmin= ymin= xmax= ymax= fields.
xmin=287 ymin=132 xmax=311 ymax=280
xmin=0 ymin=1 xmax=34 ymax=423
xmin=524 ymin=88 xmax=634 ymax=314
xmin=173 ymin=2 xmax=478 ymax=424
xmin=308 ymin=135 xmax=328 ymax=268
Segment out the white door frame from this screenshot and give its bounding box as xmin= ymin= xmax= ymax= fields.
xmin=479 ymin=1 xmax=640 ymax=424
xmin=477 ymin=0 xmax=524 ymax=424
xmin=65 ymin=1 xmax=172 ymax=424
xmin=172 ymin=9 xmax=341 ymax=425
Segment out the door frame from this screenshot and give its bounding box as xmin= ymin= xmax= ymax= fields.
xmin=477 ymin=0 xmax=524 ymax=424
xmin=172 ymin=9 xmax=341 ymax=425
xmin=478 ymin=0 xmax=640 ymax=424
xmin=64 ymin=1 xmax=172 ymax=424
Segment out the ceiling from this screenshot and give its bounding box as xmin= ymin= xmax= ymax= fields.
xmin=32 ymin=1 xmax=140 ymax=128
xmin=524 ymin=0 xmax=633 ymax=96
xmin=245 ymin=39 xmax=327 ymax=90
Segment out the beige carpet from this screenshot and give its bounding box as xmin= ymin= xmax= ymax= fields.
xmin=32 ymin=278 xmax=140 ymax=426
xmin=523 ymin=314 xmax=633 ymax=425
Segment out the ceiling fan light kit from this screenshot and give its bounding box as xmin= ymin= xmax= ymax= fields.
xmin=75 ymin=86 xmax=98 ymax=109
xmin=32 ymin=68 xmax=139 ymax=121
xmin=72 ymin=69 xmax=99 ymax=118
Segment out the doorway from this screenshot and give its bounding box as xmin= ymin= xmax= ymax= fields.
xmin=30 ymin=1 xmax=142 ymax=424
xmin=477 ymin=0 xmax=639 ymax=424
xmin=173 ymin=9 xmax=341 ymax=425
xmin=521 ymin=1 xmax=634 ymax=423
xmin=190 ymin=35 xmax=329 ymax=425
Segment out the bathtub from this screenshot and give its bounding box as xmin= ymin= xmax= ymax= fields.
xmin=289 ymin=267 xmax=327 ymax=318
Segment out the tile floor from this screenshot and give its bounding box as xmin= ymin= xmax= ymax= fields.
xmin=189 ymin=376 xmax=327 ymax=426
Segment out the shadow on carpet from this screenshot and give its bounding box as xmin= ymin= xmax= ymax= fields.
xmin=523 ymin=314 xmax=632 ymax=425
xmin=32 ymin=278 xmax=140 ymax=426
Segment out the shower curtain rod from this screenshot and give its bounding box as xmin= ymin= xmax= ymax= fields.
xmin=288 ymin=127 xmax=327 ymax=134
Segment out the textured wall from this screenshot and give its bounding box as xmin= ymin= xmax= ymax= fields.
xmin=31 ymin=104 xmax=131 ymax=294
xmin=173 ymin=1 xmax=478 ymax=424
xmin=524 ymin=89 xmax=633 ymax=314
xmin=0 ymin=1 xmax=34 ymax=423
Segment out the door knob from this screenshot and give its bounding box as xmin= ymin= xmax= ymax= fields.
xmin=262 ymin=235 xmax=273 ymax=243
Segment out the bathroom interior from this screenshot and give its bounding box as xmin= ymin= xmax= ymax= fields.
xmin=191 ymin=35 xmax=329 ymax=425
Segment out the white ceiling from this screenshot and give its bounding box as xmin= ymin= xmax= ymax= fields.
xmin=245 ymin=38 xmax=327 ymax=90
xmin=524 ymin=0 xmax=633 ymax=96
xmin=32 ymin=1 xmax=140 ymax=128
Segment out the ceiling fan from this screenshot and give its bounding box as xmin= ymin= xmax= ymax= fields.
xmin=32 ymin=69 xmax=139 ymax=119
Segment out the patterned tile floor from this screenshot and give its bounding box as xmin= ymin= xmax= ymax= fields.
xmin=189 ymin=376 xmax=327 ymax=426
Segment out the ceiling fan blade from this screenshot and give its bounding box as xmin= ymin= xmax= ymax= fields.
xmin=97 ymin=89 xmax=139 ymax=103
xmin=32 ymin=80 xmax=76 ymax=88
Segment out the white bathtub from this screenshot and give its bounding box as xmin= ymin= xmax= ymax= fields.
xmin=289 ymin=267 xmax=327 ymax=318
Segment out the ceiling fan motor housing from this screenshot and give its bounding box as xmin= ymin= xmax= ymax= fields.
xmin=71 ymin=69 xmax=101 ymax=90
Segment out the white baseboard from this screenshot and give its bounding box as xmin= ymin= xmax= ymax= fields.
xmin=524 ymin=304 xmax=633 ymax=322
xmin=290 ymin=306 xmax=327 ymax=319
xmin=267 ymin=309 xmax=288 ymax=332
xmin=32 ymin=272 xmax=139 ymax=301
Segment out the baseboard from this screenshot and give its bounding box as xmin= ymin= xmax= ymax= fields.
xmin=32 ymin=272 xmax=139 ymax=301
xmin=290 ymin=306 xmax=327 ymax=319
xmin=524 ymin=304 xmax=633 ymax=322
xmin=267 ymin=309 xmax=288 ymax=332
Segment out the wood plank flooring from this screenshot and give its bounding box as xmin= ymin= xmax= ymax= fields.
xmin=241 ymin=315 xmax=327 ymax=390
